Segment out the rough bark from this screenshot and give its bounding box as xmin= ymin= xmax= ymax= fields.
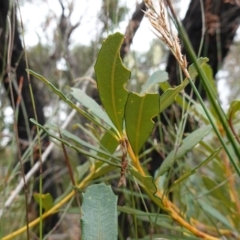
xmin=0 ymin=0 xmax=58 ymax=232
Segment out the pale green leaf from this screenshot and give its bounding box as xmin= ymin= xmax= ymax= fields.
xmin=141 ymin=70 xmax=168 ymax=95
xmin=159 ymin=79 xmax=188 ymax=112
xmin=185 ymin=170 xmax=233 ymax=217
xmin=94 ymin=32 xmax=130 ymax=135
xmin=71 ymin=88 xmax=117 ymax=131
xmin=119 ymin=207 xmax=197 ymax=237
xmin=27 ymin=70 xmax=113 ymax=134
xmin=125 ymin=93 xmax=160 ymax=155
xmin=172 ymin=148 xmax=222 ymax=187
xmin=157 ymin=125 xmax=212 ymax=176
xmin=201 ymin=176 xmax=235 ymax=209
xmin=30 ymin=119 xmax=120 ymax=166
xmin=81 ymin=183 xmax=118 ymax=240
xmin=118 ymin=207 xmax=179 ymax=232
xmin=136 ymin=235 xmax=199 ymax=240
xmin=198 ymin=199 xmax=235 ymax=230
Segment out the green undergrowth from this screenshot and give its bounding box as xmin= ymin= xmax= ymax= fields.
xmin=1 ymin=31 xmax=240 ymax=240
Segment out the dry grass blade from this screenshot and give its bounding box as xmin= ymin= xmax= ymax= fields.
xmin=144 ymin=0 xmax=189 ymax=78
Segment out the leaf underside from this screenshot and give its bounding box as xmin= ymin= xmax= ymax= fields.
xmin=71 ymin=87 xmax=116 ymax=131
xmin=81 ymin=183 xmax=118 ymax=240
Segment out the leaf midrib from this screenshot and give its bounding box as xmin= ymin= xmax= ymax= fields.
xmin=111 ymin=50 xmax=121 ymax=134
xmin=134 ymin=97 xmax=144 ymax=154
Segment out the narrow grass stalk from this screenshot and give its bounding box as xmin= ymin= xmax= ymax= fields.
xmin=6 ymin=7 xmax=30 ymax=238
xmin=16 ymin=4 xmax=44 ymax=238
xmin=1 ymin=165 xmax=96 ymax=240
xmin=165 ymin=0 xmax=240 ymax=176
xmin=127 ymin=143 xmax=219 ymax=239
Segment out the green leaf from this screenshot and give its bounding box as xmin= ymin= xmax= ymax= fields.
xmin=228 ymin=100 xmax=240 ymax=118
xmin=159 ymin=79 xmax=188 ymax=112
xmin=201 ymin=176 xmax=234 ymax=209
xmin=98 ymin=130 xmax=119 ymax=159
xmin=81 ymin=183 xmax=118 ymax=240
xmin=94 ymin=130 xmax=119 ymax=177
xmin=28 ymin=70 xmax=112 ymax=134
xmin=119 ymin=207 xmax=197 ymax=237
xmin=135 ymin=234 xmax=199 ymax=240
xmin=30 ymin=119 xmax=121 ymax=166
xmin=202 ymin=63 xmax=217 ymax=96
xmin=118 ymin=207 xmax=179 ymax=231
xmin=191 ymin=102 xmax=216 ymax=124
xmin=60 ymin=128 xmax=119 ymax=162
xmin=92 ymin=164 xmax=116 ymax=180
xmin=188 ymin=57 xmax=209 ymax=78
xmin=130 ymin=170 xmax=163 ymax=208
xmin=172 ymin=147 xmax=222 ymax=187
xmin=130 ymin=170 xmax=157 ymax=195
xmin=94 ymin=32 xmax=130 ymax=135
xmin=210 ymin=159 xmax=225 ymax=182
xmin=157 ymin=125 xmax=212 ymax=176
xmin=33 ymin=193 xmax=53 ymax=212
xmin=125 ymin=93 xmax=160 ymax=155
xmin=198 ymin=199 xmax=235 ymax=230
xmin=117 ymin=206 xmax=166 ymax=217
xmin=159 ymin=57 xmax=209 ymax=112
xmin=141 ymin=70 xmax=168 ymax=95
xmin=71 ymin=88 xmax=117 ymax=131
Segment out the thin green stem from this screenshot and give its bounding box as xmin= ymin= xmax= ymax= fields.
xmin=165 ymin=0 xmax=240 ymax=176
